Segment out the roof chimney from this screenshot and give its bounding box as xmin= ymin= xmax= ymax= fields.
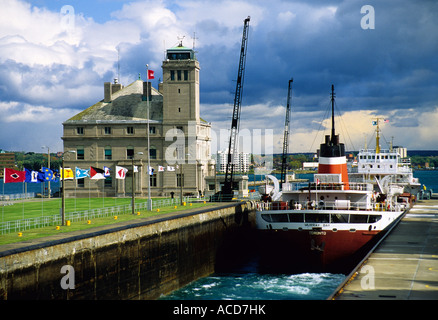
xmin=104 ymin=82 xmax=112 ymax=102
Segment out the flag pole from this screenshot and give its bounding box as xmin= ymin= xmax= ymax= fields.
xmin=146 ymin=64 xmax=152 ymax=211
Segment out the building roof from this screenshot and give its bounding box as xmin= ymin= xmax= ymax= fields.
xmin=65 ymin=80 xmax=163 ymax=123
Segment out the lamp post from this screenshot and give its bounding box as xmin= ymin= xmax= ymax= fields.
xmin=146 ymin=64 xmax=153 ymax=211
xmin=61 ymin=150 xmax=75 ymax=226
xmin=132 ymin=151 xmax=143 ymax=215
xmin=42 ymin=146 xmax=50 ymax=198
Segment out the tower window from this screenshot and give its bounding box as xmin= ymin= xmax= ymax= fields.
xmin=170 ymin=70 xmax=175 ymax=81
xmin=76 ymin=127 xmax=84 ymax=135
xmin=177 ymin=70 xmax=181 ymax=81
xmin=127 ymin=126 xmax=134 ymax=134
xmin=104 ymin=127 xmax=111 ymax=135
xmin=184 ymin=70 xmax=188 ymax=80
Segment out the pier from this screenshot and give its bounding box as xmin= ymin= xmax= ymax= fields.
xmin=330 ymin=196 xmax=438 ymax=300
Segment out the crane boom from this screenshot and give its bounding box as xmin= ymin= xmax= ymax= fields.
xmin=280 ymin=78 xmax=293 ymax=185
xmin=222 ymin=16 xmax=250 ymax=200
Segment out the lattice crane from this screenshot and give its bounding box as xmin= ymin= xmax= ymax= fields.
xmin=222 ymin=16 xmax=251 ymax=200
xmin=280 ymin=78 xmax=293 ymax=185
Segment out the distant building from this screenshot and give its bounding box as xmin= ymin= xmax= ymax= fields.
xmin=62 ymin=43 xmax=214 ymax=198
xmin=0 ymin=151 xmax=15 ymax=178
xmin=216 ymin=150 xmax=251 ymax=173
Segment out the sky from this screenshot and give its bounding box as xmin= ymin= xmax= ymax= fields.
xmin=0 ymin=0 xmax=437 ymax=155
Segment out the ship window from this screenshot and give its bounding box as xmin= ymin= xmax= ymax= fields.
xmin=368 ymin=215 xmax=382 ymax=223
xmin=350 ymin=214 xmax=369 ymax=223
xmin=331 ymin=214 xmax=349 ymax=223
xmin=305 ymin=213 xmax=329 ymax=223
xmin=288 ymin=213 xmax=304 ymax=222
xmin=261 ymin=214 xmax=272 ymax=222
xmin=271 ymin=214 xmax=289 ymax=222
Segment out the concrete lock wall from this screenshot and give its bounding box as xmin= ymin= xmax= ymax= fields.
xmin=0 ymin=201 xmax=256 ymax=300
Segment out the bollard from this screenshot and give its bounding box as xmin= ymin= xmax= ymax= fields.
xmin=56 ymin=226 xmax=60 ymax=230
xmin=157 ymin=208 xmax=160 ymax=212
xmin=114 ymin=216 xmax=118 ymax=220
xmin=66 ymin=220 xmax=71 ymax=226
xmin=174 ymin=206 xmax=177 ymax=209
xmin=203 ymin=201 xmax=206 ymax=204
xmin=183 ymin=202 xmax=186 ymax=206
xmin=137 ymin=212 xmax=140 ymax=216
xmin=18 ymin=232 xmax=22 ymax=237
xmin=87 ymin=220 xmax=91 ymax=224
xmin=189 ymin=203 xmax=192 ymax=206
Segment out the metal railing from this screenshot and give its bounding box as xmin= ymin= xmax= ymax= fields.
xmin=257 ymin=200 xmax=405 ymax=213
xmin=0 ymin=196 xmax=206 ymax=235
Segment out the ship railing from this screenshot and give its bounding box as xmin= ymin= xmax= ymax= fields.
xmin=282 ymin=182 xmax=372 ymax=192
xmin=257 ymin=200 xmax=405 ymax=213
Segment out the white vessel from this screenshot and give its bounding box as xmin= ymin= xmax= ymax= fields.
xmin=255 ymin=86 xmax=409 ymax=273
xmin=349 ymin=118 xmax=421 ymax=197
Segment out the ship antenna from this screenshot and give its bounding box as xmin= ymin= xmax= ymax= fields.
xmin=330 ymin=84 xmax=336 ymax=144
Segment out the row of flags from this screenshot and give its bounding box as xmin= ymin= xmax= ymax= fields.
xmin=3 ymin=164 xmax=177 ymax=184
xmin=372 ymin=119 xmax=389 ymax=125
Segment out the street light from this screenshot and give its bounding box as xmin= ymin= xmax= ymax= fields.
xmin=132 ymin=151 xmax=143 ymax=215
xmin=61 ymin=150 xmax=75 ymax=226
xmin=42 ymin=146 xmax=50 ymax=198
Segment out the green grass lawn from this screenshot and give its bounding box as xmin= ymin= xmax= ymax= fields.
xmin=0 ymin=197 xmax=152 ymax=222
xmin=0 ymin=201 xmax=216 ymax=246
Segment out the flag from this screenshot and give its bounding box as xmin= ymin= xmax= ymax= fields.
xmin=167 ymin=166 xmax=175 ymax=172
xmin=4 ymin=168 xmax=26 ymax=183
xmin=25 ymin=168 xmax=44 ymax=183
xmin=148 ymin=166 xmax=154 ymax=175
xmin=60 ymin=167 xmax=74 ymax=180
xmin=104 ymin=166 xmax=111 ymax=177
xmin=384 ymin=119 xmax=389 ymax=123
xmin=75 ymin=167 xmax=89 ymax=179
xmin=42 ymin=167 xmax=57 ymax=182
xmin=90 ymin=167 xmax=105 ymax=180
xmin=148 ymin=69 xmax=155 ymax=79
xmin=158 ymin=165 xmax=165 ymax=172
xmin=116 ymin=166 xmax=128 ymax=179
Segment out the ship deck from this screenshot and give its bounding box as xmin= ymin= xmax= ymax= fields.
xmin=330 ymin=196 xmax=438 ymax=300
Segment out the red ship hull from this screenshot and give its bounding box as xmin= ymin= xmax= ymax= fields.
xmin=256 ymin=228 xmax=386 ymax=274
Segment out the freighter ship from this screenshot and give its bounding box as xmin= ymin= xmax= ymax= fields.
xmin=256 ymin=85 xmax=409 ymax=273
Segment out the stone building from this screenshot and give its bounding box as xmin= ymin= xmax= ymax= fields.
xmin=62 ymin=44 xmax=214 ymax=198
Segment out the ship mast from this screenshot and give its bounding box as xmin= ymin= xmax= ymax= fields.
xmin=330 ymin=84 xmax=336 ymax=145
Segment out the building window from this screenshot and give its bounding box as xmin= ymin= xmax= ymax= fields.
xmin=105 ymin=147 xmax=112 ymax=160
xmin=127 ymin=126 xmax=134 ymax=135
xmin=184 ymin=70 xmax=188 ymax=80
xmin=127 ymin=147 xmax=134 ymax=160
xmin=177 ymin=173 xmax=184 ymax=187
xmin=76 ymin=127 xmax=84 ymax=135
xmin=77 ymin=147 xmax=84 ymax=160
xmin=149 ymin=126 xmax=156 ymax=134
xmin=150 ymin=146 xmax=157 ymax=160
xmin=150 ymin=175 xmax=157 ymax=187
xmin=104 ymin=127 xmax=111 ymax=135
xmin=105 ymin=177 xmax=112 ymax=187
xmin=77 ymin=179 xmax=85 ymax=188
xmin=170 ymin=70 xmax=175 ymax=81
xmin=177 ymin=70 xmax=182 ymax=81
